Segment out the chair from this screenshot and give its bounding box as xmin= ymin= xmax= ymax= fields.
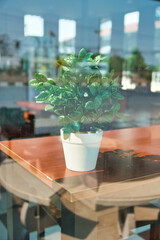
xmin=0 ymin=158 xmax=61 ymax=239
xmin=0 ymin=107 xmax=35 ymax=140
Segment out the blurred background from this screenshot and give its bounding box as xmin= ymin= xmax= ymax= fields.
xmin=1 ymin=0 xmax=160 ymax=139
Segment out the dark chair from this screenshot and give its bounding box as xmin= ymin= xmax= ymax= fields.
xmin=0 ymin=107 xmax=35 ymax=140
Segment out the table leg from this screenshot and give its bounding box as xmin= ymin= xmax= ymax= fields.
xmin=6 ymin=192 xmax=14 ymax=240
xmin=6 ymin=191 xmax=27 ymax=240
xmin=61 ymin=199 xmax=97 ymax=240
xmin=36 ymin=205 xmax=41 ymax=240
xmin=61 ymin=198 xmax=120 ymax=240
xmin=150 ymin=222 xmax=160 ymax=240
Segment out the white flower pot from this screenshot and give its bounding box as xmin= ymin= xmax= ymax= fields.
xmin=60 ymin=129 xmax=103 ymax=172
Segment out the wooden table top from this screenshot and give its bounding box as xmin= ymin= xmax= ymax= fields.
xmin=1 ymin=125 xmax=160 ymax=202
xmin=16 ymin=101 xmax=47 ymax=111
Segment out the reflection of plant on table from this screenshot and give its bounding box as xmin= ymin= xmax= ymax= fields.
xmin=29 ymin=48 xmax=125 ymax=138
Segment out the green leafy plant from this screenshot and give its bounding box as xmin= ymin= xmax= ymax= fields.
xmin=29 ymin=48 xmax=125 ymax=138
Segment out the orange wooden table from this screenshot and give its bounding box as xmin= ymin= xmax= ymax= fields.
xmin=16 ymin=101 xmax=47 ymax=111
xmin=1 ymin=125 xmax=160 ymax=239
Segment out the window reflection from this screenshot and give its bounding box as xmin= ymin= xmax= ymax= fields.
xmin=24 ymin=15 xmax=44 ymax=37
xmin=152 ymin=7 xmax=160 ymax=92
xmin=1 ymin=0 xmax=160 ymax=133
xmin=58 ymin=19 xmax=76 ymax=54
xmin=99 ymin=19 xmax=112 ymax=55
xmin=124 ymin=11 xmax=139 ymax=54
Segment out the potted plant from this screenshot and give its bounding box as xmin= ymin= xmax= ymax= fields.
xmin=29 ymin=48 xmax=125 ymax=172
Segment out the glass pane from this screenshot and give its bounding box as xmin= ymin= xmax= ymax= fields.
xmin=59 ymin=19 xmax=76 ymax=54
xmin=24 ymin=15 xmax=44 ymax=37
xmin=99 ymin=19 xmax=112 ymax=54
xmin=1 ymin=0 xmax=160 ymax=239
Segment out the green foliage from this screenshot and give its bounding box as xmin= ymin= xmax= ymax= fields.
xmin=29 ymin=48 xmax=125 ymax=136
xmin=109 ymin=55 xmax=124 ymax=75
xmin=124 ymin=49 xmax=146 ymax=73
xmin=123 ymin=48 xmax=155 ymax=82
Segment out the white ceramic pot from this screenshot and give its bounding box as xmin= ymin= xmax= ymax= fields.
xmin=60 ymin=129 xmax=103 ymax=172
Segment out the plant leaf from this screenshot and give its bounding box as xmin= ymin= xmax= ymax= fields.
xmin=89 ymin=86 xmax=97 ymax=96
xmin=29 ymin=79 xmax=38 ymax=87
xmin=76 ymin=105 xmax=83 ymax=115
xmin=35 ymin=73 xmax=48 ymax=82
xmin=113 ymin=92 xmax=124 ymax=100
xmin=94 ymin=55 xmax=102 ymax=63
xmin=45 ymin=105 xmax=54 ymax=111
xmin=43 ymin=82 xmax=53 ymax=90
xmin=36 ymin=91 xmax=49 ymax=102
xmin=94 ymin=95 xmax=102 ymax=110
xmin=78 ymin=48 xmax=87 ymax=59
xmin=112 ymin=76 xmax=119 ymax=85
xmin=85 ymin=101 xmax=94 ymax=110
xmin=81 ymin=116 xmax=87 ymax=123
xmin=91 ymin=82 xmax=99 ymax=88
xmin=63 ymin=133 xmax=70 ymax=140
xmin=103 ymin=112 xmax=114 ymax=123
xmin=63 ymin=125 xmax=72 ymax=139
xmin=111 ymin=102 xmax=120 ymax=112
xmin=63 ymin=55 xmax=77 ymax=66
xmin=115 ymin=112 xmax=126 ymax=121
xmin=102 ymin=90 xmax=111 ymax=98
xmin=62 ymin=66 xmax=70 ymax=72
xmin=84 ymin=52 xmax=93 ymax=59
xmin=72 ymin=122 xmax=80 ymax=132
xmin=108 ymin=69 xmax=115 ymax=78
xmin=59 ymin=116 xmax=72 ymax=125
xmin=35 ymin=82 xmax=44 ymax=90
xmin=47 ymin=78 xmax=56 ymax=85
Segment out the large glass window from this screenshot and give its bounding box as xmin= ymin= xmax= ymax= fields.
xmin=1 ymin=1 xmax=160 ymax=239
xmin=24 ymin=15 xmax=44 ymax=37
xmin=58 ymin=19 xmax=76 ymax=54
xmin=99 ymin=19 xmax=112 ymax=55
xmin=124 ymin=11 xmax=139 ymax=54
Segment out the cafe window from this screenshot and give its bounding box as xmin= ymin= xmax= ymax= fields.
xmin=99 ymin=19 xmax=112 ymax=55
xmin=2 ymin=1 xmax=160 ymax=239
xmin=155 ymin=7 xmax=160 ymax=54
xmin=58 ymin=19 xmax=76 ymax=54
xmin=124 ymin=11 xmax=139 ymax=54
xmin=24 ymin=15 xmax=44 ymax=37
xmin=152 ymin=7 xmax=160 ymax=92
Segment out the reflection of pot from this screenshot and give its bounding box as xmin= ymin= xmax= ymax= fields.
xmin=80 ymin=172 xmax=99 ymax=188
xmin=61 ymin=129 xmax=103 ymax=172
